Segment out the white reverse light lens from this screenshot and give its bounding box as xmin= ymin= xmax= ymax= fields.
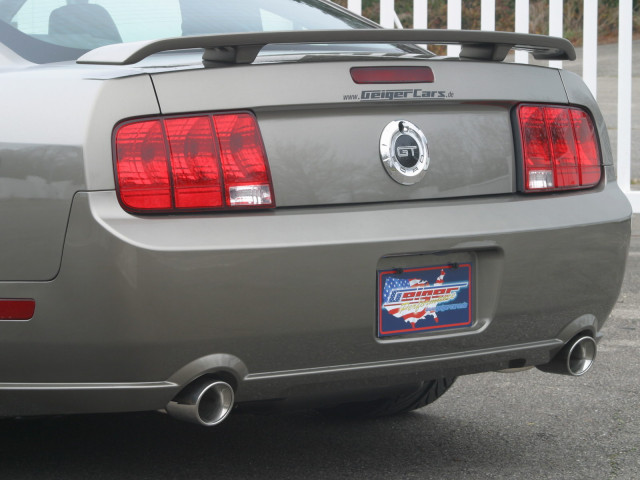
xmin=528 ymin=170 xmax=554 ymax=190
xmin=228 ymin=185 xmax=273 ymax=206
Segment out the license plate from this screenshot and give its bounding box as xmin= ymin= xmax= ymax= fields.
xmin=378 ymin=263 xmax=472 ymax=337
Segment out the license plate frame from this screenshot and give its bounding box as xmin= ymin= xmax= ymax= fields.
xmin=377 ymin=263 xmax=473 ymax=337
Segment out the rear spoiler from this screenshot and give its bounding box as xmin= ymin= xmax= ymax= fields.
xmin=77 ymin=29 xmax=575 ymax=66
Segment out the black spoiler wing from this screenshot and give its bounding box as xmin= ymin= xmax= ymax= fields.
xmin=77 ymin=29 xmax=575 ymax=65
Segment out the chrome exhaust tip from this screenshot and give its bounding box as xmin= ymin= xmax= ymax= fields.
xmin=166 ymin=378 xmax=234 ymax=426
xmin=537 ymin=335 xmax=597 ymax=376
xmin=565 ymin=336 xmax=597 ymax=376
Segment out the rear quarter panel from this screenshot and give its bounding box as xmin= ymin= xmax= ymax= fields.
xmin=0 ymin=66 xmax=159 ymax=280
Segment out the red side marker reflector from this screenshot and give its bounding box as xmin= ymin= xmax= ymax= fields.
xmin=350 ymin=66 xmax=435 ymax=84
xmin=0 ymin=299 xmax=35 ymax=320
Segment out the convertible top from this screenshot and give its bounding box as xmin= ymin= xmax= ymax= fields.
xmin=77 ymin=29 xmax=576 ymax=65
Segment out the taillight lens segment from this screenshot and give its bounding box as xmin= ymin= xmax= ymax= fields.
xmin=214 ymin=114 xmax=273 ymax=207
xmin=114 ymin=112 xmax=274 ymax=213
xmin=115 ymin=120 xmax=172 ymax=210
xmin=517 ymin=104 xmax=601 ymax=192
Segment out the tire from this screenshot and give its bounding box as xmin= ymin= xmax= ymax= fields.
xmin=320 ymin=377 xmax=456 ymax=418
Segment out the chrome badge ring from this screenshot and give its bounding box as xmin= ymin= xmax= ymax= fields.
xmin=379 ymin=120 xmax=430 ymax=185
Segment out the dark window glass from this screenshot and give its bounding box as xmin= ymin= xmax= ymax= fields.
xmin=1 ymin=0 xmax=412 ymax=63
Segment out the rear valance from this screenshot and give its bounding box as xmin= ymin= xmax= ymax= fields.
xmin=77 ymin=29 xmax=575 ymax=66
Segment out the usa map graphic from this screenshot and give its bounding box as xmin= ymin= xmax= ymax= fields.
xmin=378 ymin=265 xmax=471 ymax=336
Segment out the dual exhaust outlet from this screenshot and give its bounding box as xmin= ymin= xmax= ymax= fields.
xmin=164 ymin=335 xmax=597 ymax=426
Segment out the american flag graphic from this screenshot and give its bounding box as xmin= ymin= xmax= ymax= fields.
xmin=381 ymin=268 xmax=468 ymax=330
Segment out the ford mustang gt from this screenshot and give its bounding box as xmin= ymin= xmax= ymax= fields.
xmin=0 ymin=0 xmax=631 ymax=425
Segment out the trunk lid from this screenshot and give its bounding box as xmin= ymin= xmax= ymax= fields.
xmin=150 ymin=58 xmax=568 ymax=206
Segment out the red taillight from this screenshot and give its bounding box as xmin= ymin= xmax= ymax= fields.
xmin=0 ymin=299 xmax=35 ymax=320
xmin=517 ymin=104 xmax=601 ymax=192
xmin=350 ymin=66 xmax=435 ymax=84
xmin=114 ymin=112 xmax=274 ymax=213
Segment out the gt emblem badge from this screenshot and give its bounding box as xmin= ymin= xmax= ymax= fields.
xmin=379 ymin=120 xmax=430 ymax=185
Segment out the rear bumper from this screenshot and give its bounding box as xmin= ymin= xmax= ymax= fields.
xmin=0 ymin=180 xmax=631 ymax=415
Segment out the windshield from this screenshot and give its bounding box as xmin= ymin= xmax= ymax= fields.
xmin=0 ymin=0 xmax=393 ymax=63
